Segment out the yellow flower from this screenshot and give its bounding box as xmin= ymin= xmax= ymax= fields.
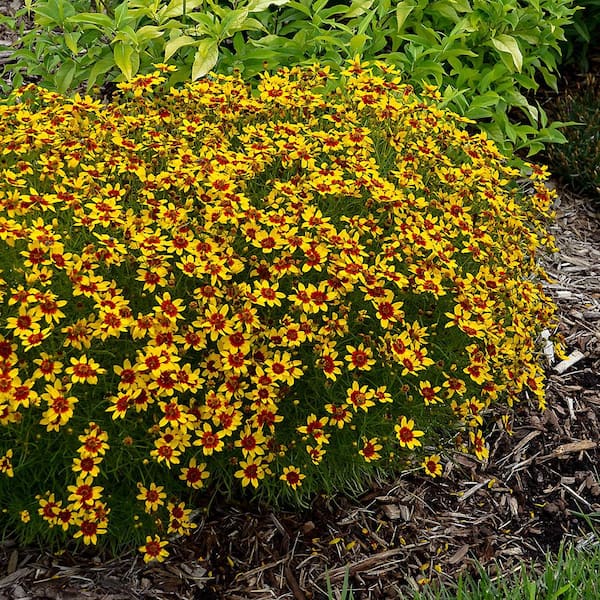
xmin=0 ymin=449 xmax=14 ymax=477
xmin=394 ymin=416 xmax=424 ymax=450
xmin=66 ymin=355 xmax=106 ymax=385
xmin=359 ymin=437 xmax=382 ymax=462
xmin=235 ymin=458 xmax=266 ymax=488
xmin=280 ymin=466 xmax=305 ymax=490
xmin=179 ymin=457 xmax=210 ymax=489
xmin=422 ymin=454 xmax=443 ymax=477
xmin=136 ymin=482 xmax=166 ymax=513
xmin=344 ymin=343 xmax=375 ymax=371
xmin=139 ymin=535 xmax=169 ymax=563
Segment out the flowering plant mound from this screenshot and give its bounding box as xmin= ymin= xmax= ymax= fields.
xmin=0 ymin=60 xmax=558 ymax=558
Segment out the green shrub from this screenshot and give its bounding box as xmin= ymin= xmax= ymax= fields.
xmin=561 ymin=0 xmax=600 ymax=71
xmin=0 ymin=62 xmax=558 ymax=559
xmin=544 ymin=73 xmax=600 ymax=205
xmin=1 ymin=0 xmax=578 ymax=156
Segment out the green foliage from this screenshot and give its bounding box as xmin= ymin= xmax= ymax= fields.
xmin=0 ymin=63 xmax=557 ymax=556
xmin=409 ymin=543 xmax=600 ymax=599
xmin=544 ymin=73 xmax=600 ymax=206
xmin=561 ymin=0 xmax=600 ymax=71
xmin=1 ymin=0 xmax=578 ymax=156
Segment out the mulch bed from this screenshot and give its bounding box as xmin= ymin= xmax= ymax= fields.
xmin=1 ymin=4 xmax=600 ymax=597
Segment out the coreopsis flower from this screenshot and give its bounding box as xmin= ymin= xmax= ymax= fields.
xmin=306 ymin=444 xmax=326 ymax=465
xmin=280 ymin=466 xmax=305 ymax=490
xmin=193 ymin=423 xmax=225 ymax=455
xmin=234 ymin=425 xmax=266 ymax=458
xmin=319 ymin=347 xmax=343 ymax=381
xmin=345 ymin=343 xmax=375 ymax=371
xmin=235 ymin=457 xmax=266 ymax=488
xmin=72 ymin=455 xmax=103 ymax=478
xmin=167 ymin=501 xmax=197 ymax=535
xmin=139 ymin=535 xmax=169 ymax=563
xmin=154 ymin=292 xmax=185 ymax=321
xmin=0 ymin=449 xmax=14 ymax=477
xmin=422 ymin=454 xmax=443 ymax=477
xmin=67 ymin=476 xmax=104 ymax=510
xmin=470 ymin=430 xmax=489 ymax=461
xmin=39 ymin=382 xmax=79 ymax=431
xmin=136 ymin=482 xmax=166 ymax=513
xmin=359 ymin=437 xmax=382 ymax=462
xmin=346 ymin=381 xmax=376 ymax=412
xmin=78 ymin=423 xmax=110 ymax=457
xmin=419 ymin=380 xmax=442 ymax=406
xmin=394 ymin=416 xmax=424 ymax=450
xmin=325 ymin=403 xmax=352 ymax=428
xmin=297 ymin=414 xmax=330 ymax=445
xmin=179 ymin=457 xmax=210 ymax=489
xmin=32 ymin=353 xmax=63 ymax=382
xmin=73 ymin=512 xmax=107 ymax=545
xmin=66 ymin=355 xmax=106 ymax=385
xmin=37 ymin=493 xmax=60 ymax=523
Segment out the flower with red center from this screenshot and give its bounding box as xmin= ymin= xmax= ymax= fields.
xmin=33 ymin=352 xmax=63 ymax=382
xmin=359 ymin=437 xmax=382 ymax=462
xmin=422 ymin=454 xmax=443 ymax=477
xmin=139 ymin=535 xmax=169 ymax=563
xmin=66 ymin=355 xmax=105 ymax=385
xmin=319 ymin=348 xmax=343 ymax=381
xmin=154 ymin=292 xmax=184 ymax=320
xmin=37 ymin=493 xmax=60 ymax=522
xmin=179 ymin=457 xmax=210 ymax=489
xmin=6 ymin=311 xmax=41 ymax=334
xmin=346 ymin=381 xmax=376 ymax=412
xmin=72 ymin=455 xmax=102 ymax=478
xmin=136 ymin=482 xmax=166 ymax=513
xmin=325 ymin=403 xmax=352 ymax=428
xmin=345 ymin=343 xmax=375 ymax=371
xmin=469 ymin=430 xmax=489 ymax=461
xmin=394 ymin=416 xmax=424 ymax=450
xmin=297 ymin=414 xmax=329 ymax=444
xmin=106 ymin=392 xmax=134 ymax=419
xmin=193 ymin=423 xmax=225 ymax=455
xmin=280 ymin=466 xmax=305 ymax=490
xmin=306 ymin=444 xmax=326 ymax=465
xmin=234 ymin=425 xmax=266 ymax=457
xmin=35 ymin=294 xmax=67 ymax=324
xmin=200 ymin=304 xmax=234 ymax=341
xmin=419 ymin=380 xmax=442 ymax=406
xmin=234 ymin=458 xmax=266 ymax=488
xmin=67 ymin=476 xmax=103 ymax=509
xmin=253 ymin=281 xmax=285 ymax=307
xmin=150 ymin=442 xmax=181 ymax=467
xmin=78 ymin=423 xmax=109 ymax=457
xmin=73 ymin=514 xmax=107 ymax=545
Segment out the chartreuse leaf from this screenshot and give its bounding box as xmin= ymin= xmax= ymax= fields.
xmin=491 ymin=34 xmax=523 ymax=72
xmin=164 ymin=35 xmax=198 ymax=61
xmin=395 ymin=0 xmax=415 ymax=31
xmin=245 ymin=0 xmax=291 ymax=12
xmin=113 ymin=41 xmax=138 ymax=80
xmin=192 ymin=38 xmax=219 ymax=79
xmin=66 ymin=12 xmax=114 ymax=29
xmin=159 ymin=0 xmax=204 ymax=20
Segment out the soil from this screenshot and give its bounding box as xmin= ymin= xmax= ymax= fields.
xmin=1 ymin=5 xmax=600 ymax=599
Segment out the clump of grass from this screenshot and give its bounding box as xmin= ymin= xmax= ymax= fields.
xmin=0 ymin=59 xmax=558 ymax=559
xmin=407 ymin=542 xmax=600 ymax=599
xmin=545 ymin=73 xmax=600 ymax=206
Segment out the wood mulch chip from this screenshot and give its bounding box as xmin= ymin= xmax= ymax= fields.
xmin=0 ymin=190 xmax=599 ymax=599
